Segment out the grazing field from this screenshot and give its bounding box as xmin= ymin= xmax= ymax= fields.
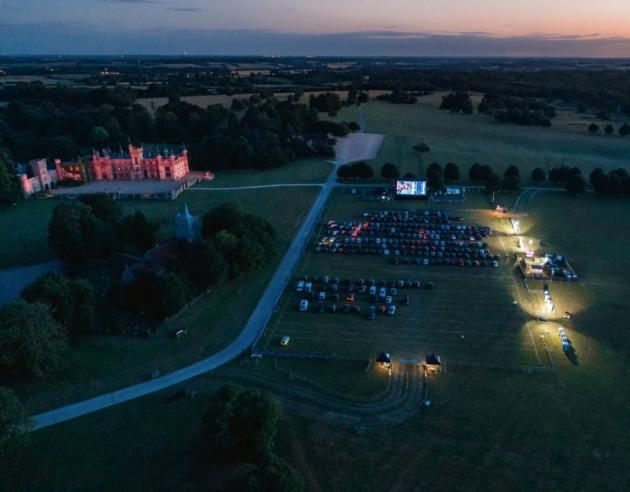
xmin=256 ymin=189 xmax=543 ymax=369
xmin=4 ymin=187 xmax=320 ymax=413
xmin=333 ymin=95 xmax=630 ymax=180
xmin=135 ymin=89 xmax=390 ymax=112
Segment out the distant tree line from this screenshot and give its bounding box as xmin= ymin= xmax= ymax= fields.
xmin=0 ymin=85 xmax=340 ymax=173
xmin=479 ymin=92 xmax=555 ymax=127
xmin=439 ymin=92 xmax=473 ymax=114
xmin=376 ymin=88 xmax=418 ymax=104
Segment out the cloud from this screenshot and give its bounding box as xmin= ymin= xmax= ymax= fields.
xmin=1 ymin=23 xmax=630 ymax=57
xmin=167 ymin=7 xmax=202 ymax=12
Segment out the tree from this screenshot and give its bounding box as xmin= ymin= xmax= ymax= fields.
xmin=203 ymin=385 xmax=281 ymax=464
xmin=485 ymin=172 xmax=501 ymax=194
xmin=21 ymin=272 xmax=95 ymax=337
xmin=157 ymin=272 xmax=190 ymax=319
xmin=531 ymin=167 xmax=546 ymax=183
xmin=48 ymin=202 xmax=116 ymax=263
xmin=413 ymin=142 xmax=430 ymax=175
xmin=502 ymin=176 xmax=521 ymax=191
xmin=619 ymin=123 xmax=630 ymax=136
xmin=444 ymin=162 xmax=460 ymax=181
xmin=566 ymin=174 xmax=586 ymax=194
xmin=590 ymin=168 xmax=605 ymax=186
xmin=604 ymin=124 xmax=614 ymax=135
xmin=176 ymin=240 xmax=228 ymax=291
xmin=479 ymin=164 xmax=493 ymax=180
xmin=0 ymin=387 xmax=31 ymax=462
xmin=588 ymin=123 xmax=600 ymax=134
xmin=89 ymin=126 xmax=110 ymax=148
xmin=0 ymin=300 xmax=69 ymax=377
xmin=380 ymin=163 xmax=399 ymax=180
xmin=80 ymin=193 xmax=121 ymax=224
xmin=132 ymin=211 xmax=157 ymax=253
xmin=0 ymin=148 xmax=19 ymax=205
xmin=232 ymin=454 xmax=305 ymax=492
xmin=469 ymin=163 xmax=483 ymax=180
xmin=427 ymin=169 xmax=444 ymax=190
xmin=504 ymin=165 xmax=520 ymax=179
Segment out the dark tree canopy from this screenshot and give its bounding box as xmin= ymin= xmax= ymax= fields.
xmin=21 ymin=272 xmax=96 ymax=337
xmin=440 ymin=92 xmax=473 ymax=114
xmin=0 ymin=387 xmax=31 ymax=462
xmin=203 ymin=385 xmax=281 ymax=464
xmin=0 ymin=300 xmax=69 ymax=378
xmin=380 ymin=163 xmax=399 ymax=180
xmin=566 ymin=174 xmax=586 ymax=194
xmin=444 ymin=162 xmax=460 ymax=181
xmin=531 ymin=167 xmax=546 ymax=183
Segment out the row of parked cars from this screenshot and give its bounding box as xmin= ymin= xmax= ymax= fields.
xmin=296 ymin=275 xmax=433 ymax=294
xmin=298 ymin=298 xmax=399 ymax=317
xmin=318 ymin=209 xmax=498 ymax=267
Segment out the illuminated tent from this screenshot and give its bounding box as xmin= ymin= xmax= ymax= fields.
xmin=425 ymin=353 xmax=442 ymax=366
xmin=376 ymin=352 xmax=391 ymax=366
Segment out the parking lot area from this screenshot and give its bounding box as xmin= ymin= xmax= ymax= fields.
xmin=256 ymin=190 xmax=543 ymax=369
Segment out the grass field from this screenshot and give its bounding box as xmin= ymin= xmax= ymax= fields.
xmin=4 ymin=187 xmax=320 ymax=413
xmin=0 ymin=159 xmax=331 ymax=269
xmin=3 ymin=191 xmax=630 ymax=491
xmin=256 ymin=189 xmax=543 ymax=369
xmin=194 ymin=157 xmax=332 ymax=188
xmin=333 ymin=95 xmax=630 ymax=181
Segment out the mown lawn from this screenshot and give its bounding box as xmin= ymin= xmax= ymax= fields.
xmin=5 ymin=187 xmax=320 ymax=413
xmin=194 ymin=157 xmax=332 ymax=188
xmin=2 ymin=192 xmax=630 ymax=492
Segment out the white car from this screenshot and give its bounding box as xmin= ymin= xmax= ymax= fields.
xmin=280 ymin=336 xmax=290 ymax=346
xmin=296 ymin=280 xmax=305 ymax=292
xmin=379 ymin=287 xmax=387 ymax=299
xmin=318 ymin=291 xmax=326 ymax=301
xmin=369 ymin=285 xmax=377 ymax=296
xmin=387 ymin=305 xmax=397 ymax=316
xmin=385 ymin=295 xmax=393 ymax=305
xmin=299 ymin=299 xmax=309 ymax=312
xmin=304 ymin=282 xmax=313 ymax=293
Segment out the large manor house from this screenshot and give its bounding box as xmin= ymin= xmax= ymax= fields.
xmin=18 ymin=144 xmax=190 ymax=196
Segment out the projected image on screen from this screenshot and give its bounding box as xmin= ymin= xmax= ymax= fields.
xmin=396 ymin=180 xmax=427 ymax=196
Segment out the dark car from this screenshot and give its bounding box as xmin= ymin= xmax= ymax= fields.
xmin=368 ymin=305 xmax=376 ymax=320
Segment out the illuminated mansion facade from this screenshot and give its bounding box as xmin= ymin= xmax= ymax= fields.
xmin=90 ymin=144 xmax=189 ymax=181
xmin=18 ymin=144 xmax=190 ymax=197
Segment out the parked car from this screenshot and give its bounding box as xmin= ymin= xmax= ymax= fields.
xmin=299 ymin=299 xmax=309 ymax=312
xmin=378 ymin=287 xmax=387 ymax=299
xmin=402 ymin=295 xmax=410 ymax=305
xmin=385 ymin=295 xmax=393 ymax=305
xmin=280 ymin=336 xmax=290 ymax=346
xmin=305 ymin=282 xmax=313 ymax=293
xmin=369 ymin=285 xmax=377 ymax=296
xmin=329 ymin=304 xmax=337 ymax=313
xmin=318 ymin=291 xmax=326 ymax=301
xmin=317 ymin=301 xmax=325 ymax=313
xmin=296 ymin=280 xmax=305 ymax=292
xmin=387 ymin=305 xmax=397 ymax=316
xmin=368 ymin=305 xmax=376 ymax=320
